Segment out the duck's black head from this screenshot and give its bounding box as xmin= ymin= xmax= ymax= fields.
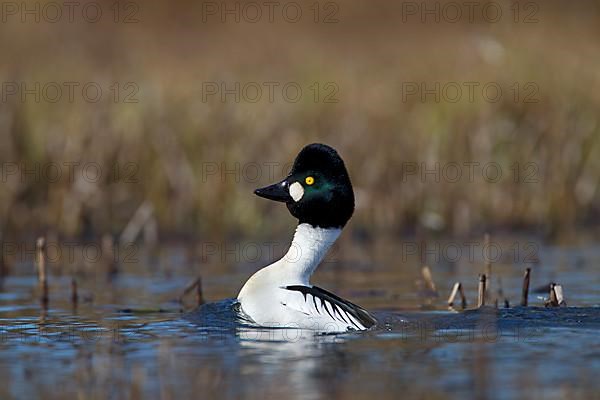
xmin=254 ymin=143 xmax=354 ymax=229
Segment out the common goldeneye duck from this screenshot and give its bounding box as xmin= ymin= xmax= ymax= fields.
xmin=237 ymin=143 xmax=377 ymax=332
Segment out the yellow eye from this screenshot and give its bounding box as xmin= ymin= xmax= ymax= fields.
xmin=305 ymin=176 xmax=315 ymax=185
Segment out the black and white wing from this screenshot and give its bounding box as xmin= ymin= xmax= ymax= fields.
xmin=284 ymin=285 xmax=377 ymax=330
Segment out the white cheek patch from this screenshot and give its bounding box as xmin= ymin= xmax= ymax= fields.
xmin=289 ymin=182 xmax=305 ymax=202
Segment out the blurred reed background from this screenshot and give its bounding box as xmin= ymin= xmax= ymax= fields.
xmin=0 ymin=0 xmax=599 ymax=243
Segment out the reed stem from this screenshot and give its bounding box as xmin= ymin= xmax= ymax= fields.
xmin=478 ymin=274 xmax=486 ymax=308
xmin=520 ymin=268 xmax=531 ymax=306
xmin=71 ymin=278 xmax=78 ymax=306
xmin=36 ymin=237 xmax=48 ymax=307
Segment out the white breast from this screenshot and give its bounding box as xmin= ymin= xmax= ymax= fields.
xmin=237 ymin=224 xmax=370 ymax=332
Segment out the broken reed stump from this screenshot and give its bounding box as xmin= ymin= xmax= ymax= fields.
xmin=421 ymin=266 xmax=439 ymax=297
xmin=545 ymin=283 xmax=566 ymax=307
xmin=553 ymin=284 xmax=566 ymax=306
xmin=179 ymin=277 xmax=205 ymax=307
xmin=477 ymin=274 xmax=486 ymax=308
xmin=547 ymin=283 xmax=558 ymax=306
xmin=447 ymin=282 xmax=468 ymax=309
xmin=458 ymin=282 xmax=467 ymax=308
xmin=520 ymin=268 xmax=531 ymax=306
xmin=36 ymin=237 xmax=48 ymax=307
xmin=71 ymin=278 xmax=78 ymax=306
xmin=448 ymin=282 xmax=460 ymax=307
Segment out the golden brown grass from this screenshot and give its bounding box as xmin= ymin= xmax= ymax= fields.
xmin=0 ymin=0 xmax=598 ymax=241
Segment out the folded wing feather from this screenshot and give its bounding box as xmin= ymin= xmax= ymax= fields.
xmin=284 ymin=285 xmax=377 ymax=330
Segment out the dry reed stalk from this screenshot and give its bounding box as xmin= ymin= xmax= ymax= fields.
xmin=478 ymin=274 xmax=486 ymax=308
xmin=554 ymin=284 xmax=566 ymax=306
xmin=448 ymin=282 xmax=468 ymax=309
xmin=447 ymin=282 xmax=461 ymax=307
xmin=36 ymin=237 xmax=48 ymax=307
xmin=71 ymin=278 xmax=78 ymax=306
xmin=520 ymin=268 xmax=531 ymax=306
xmin=421 ymin=266 xmax=438 ymax=297
xmin=0 ymin=237 xmax=5 ymax=280
xmin=545 ymin=283 xmax=566 ymax=307
xmin=496 ymin=277 xmax=506 ymax=309
xmin=458 ymin=283 xmax=467 ymax=309
xmin=546 ymin=283 xmax=558 ymax=307
xmin=179 ymin=277 xmax=205 ymax=306
xmin=196 ymin=279 xmax=205 ymax=306
xmin=484 ymin=233 xmax=492 ymax=278
xmin=102 ymin=234 xmax=118 ymax=276
xmin=483 ymin=233 xmax=495 ymax=305
xmin=0 ymin=255 xmax=5 ymax=285
xmin=120 ymin=201 xmax=155 ymax=245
